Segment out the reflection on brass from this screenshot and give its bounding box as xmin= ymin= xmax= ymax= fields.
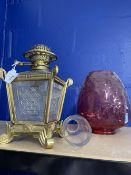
xmin=0 ymin=44 xmax=73 ymax=149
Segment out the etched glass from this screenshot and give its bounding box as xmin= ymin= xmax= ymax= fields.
xmin=49 ymin=82 xmax=63 ymax=122
xmin=12 ymin=80 xmax=48 ymax=122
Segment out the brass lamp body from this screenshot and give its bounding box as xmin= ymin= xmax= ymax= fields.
xmin=0 ymin=44 xmax=73 ymax=149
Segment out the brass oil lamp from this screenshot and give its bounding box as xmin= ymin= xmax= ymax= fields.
xmin=0 ymin=44 xmax=73 ymax=148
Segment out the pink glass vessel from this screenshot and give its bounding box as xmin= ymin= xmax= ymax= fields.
xmin=77 ymin=71 xmax=130 ymax=134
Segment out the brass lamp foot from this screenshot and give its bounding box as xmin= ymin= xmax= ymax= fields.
xmin=55 ymin=121 xmax=64 ymax=138
xmin=0 ymin=123 xmax=13 ymax=144
xmin=0 ymin=122 xmax=55 ymax=149
xmin=45 ymin=138 xmax=54 ymax=149
xmin=39 ymin=129 xmax=54 ymax=149
xmin=0 ymin=134 xmax=13 ymax=144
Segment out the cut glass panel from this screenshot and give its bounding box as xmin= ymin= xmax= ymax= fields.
xmin=49 ymin=82 xmax=63 ymax=122
xmin=12 ymin=80 xmax=48 ymax=122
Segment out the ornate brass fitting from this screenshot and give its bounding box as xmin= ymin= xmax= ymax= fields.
xmin=23 ymin=44 xmax=57 ymax=70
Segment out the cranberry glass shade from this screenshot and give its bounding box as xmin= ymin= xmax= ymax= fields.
xmin=77 ymin=71 xmax=130 ymax=134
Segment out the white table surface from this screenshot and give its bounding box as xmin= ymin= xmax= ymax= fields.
xmin=0 ymin=121 xmax=131 ymax=163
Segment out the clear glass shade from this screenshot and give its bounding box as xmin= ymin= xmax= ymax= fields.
xmin=62 ymin=115 xmax=92 ymax=147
